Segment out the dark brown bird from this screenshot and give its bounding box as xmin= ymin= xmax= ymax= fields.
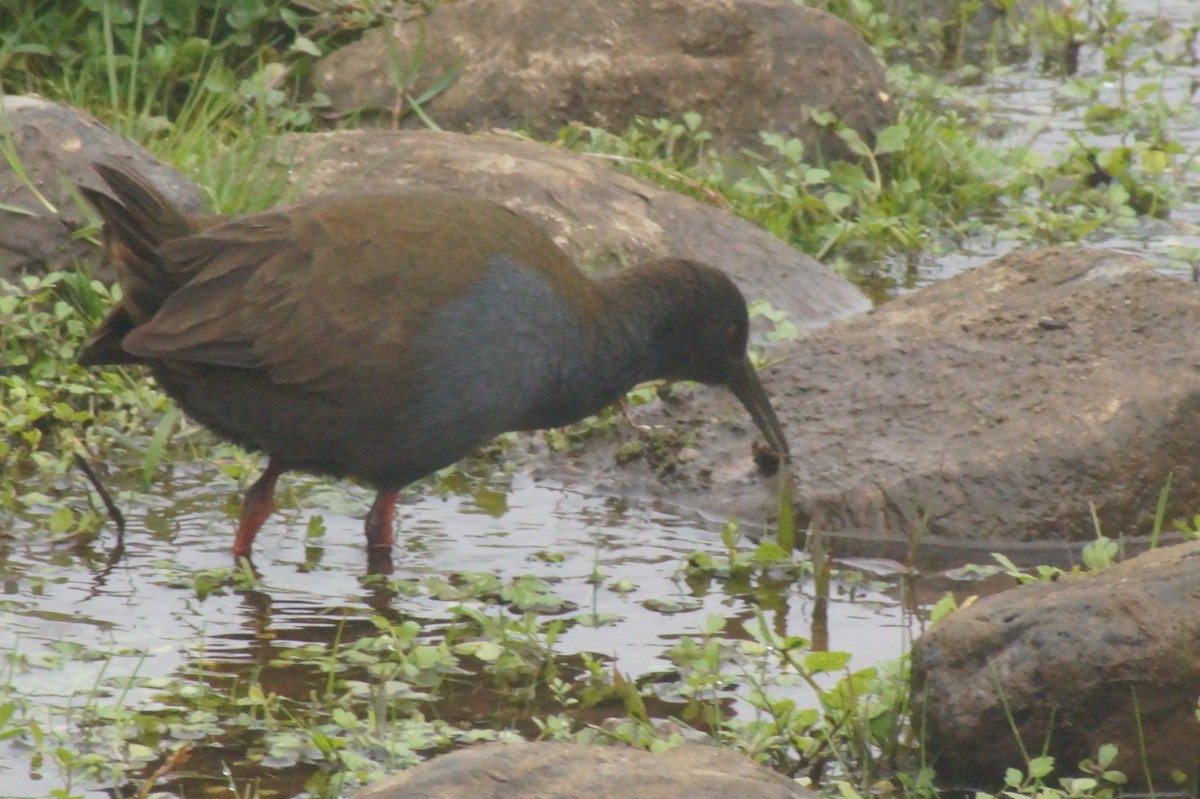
xmin=78 ymin=160 xmax=789 ymax=567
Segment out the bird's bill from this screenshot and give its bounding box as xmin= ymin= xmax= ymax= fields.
xmin=728 ymin=358 xmax=790 ymax=456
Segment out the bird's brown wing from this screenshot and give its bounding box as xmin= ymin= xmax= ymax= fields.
xmin=119 ymin=194 xmax=501 ymax=395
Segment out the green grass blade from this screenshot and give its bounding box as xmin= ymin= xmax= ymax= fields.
xmin=777 ymin=469 xmax=795 ymax=552
xmin=1150 ymin=472 xmax=1171 ymax=549
xmin=142 ymin=405 xmax=179 ymax=488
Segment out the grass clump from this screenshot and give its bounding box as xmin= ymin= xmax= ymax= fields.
xmin=2 ymin=0 xmax=385 ymax=135
xmin=3 ymin=0 xmax=391 ymax=211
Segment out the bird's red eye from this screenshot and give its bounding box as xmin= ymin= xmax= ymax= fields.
xmin=725 ymin=323 xmax=748 ymax=352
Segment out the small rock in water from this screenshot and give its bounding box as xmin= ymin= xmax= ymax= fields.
xmin=353 ymin=741 xmax=817 ymax=799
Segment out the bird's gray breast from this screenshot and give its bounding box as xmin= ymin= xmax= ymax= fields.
xmin=405 ymin=255 xmax=590 ymax=444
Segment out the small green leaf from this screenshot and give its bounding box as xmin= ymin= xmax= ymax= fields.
xmin=290 ymin=36 xmax=321 ymax=57
xmin=929 ymin=592 xmax=960 ymax=625
xmin=332 ymin=707 xmax=358 ymax=729
xmin=739 ymin=640 xmax=768 ymax=656
xmin=127 ymin=743 xmax=156 ymax=762
xmin=803 ymin=650 xmax=851 ymax=673
xmin=1097 ymin=742 xmax=1119 ymax=767
xmin=454 ymin=641 xmax=502 ymax=661
xmin=824 ymin=191 xmax=853 ymax=214
xmin=643 ymin=597 xmax=701 ymax=615
xmin=1082 ymin=535 xmax=1118 ymax=571
xmin=873 ymin=124 xmax=910 ymax=155
xmin=48 ymin=505 xmax=74 ymax=534
xmin=837 ymin=127 xmax=871 ymax=157
xmin=720 ymin=517 xmax=739 ymax=551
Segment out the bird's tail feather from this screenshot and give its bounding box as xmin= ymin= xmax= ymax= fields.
xmin=79 ymin=159 xmax=196 ymax=319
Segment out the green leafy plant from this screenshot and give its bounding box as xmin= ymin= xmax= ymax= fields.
xmin=974 ymin=746 xmax=1127 ymax=799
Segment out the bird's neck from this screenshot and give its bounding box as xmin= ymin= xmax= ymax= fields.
xmin=591 ymin=265 xmax=685 ymax=376
xmin=530 ymin=264 xmax=687 ymax=426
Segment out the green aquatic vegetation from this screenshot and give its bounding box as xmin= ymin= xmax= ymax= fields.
xmin=0 ymin=271 xmax=173 ymax=533
xmin=989 ymin=476 xmax=1182 ymax=585
xmin=559 ymin=100 xmax=1001 ymax=287
xmin=684 ymin=516 xmax=808 ymax=589
xmin=0 ymin=595 xmax=541 ymax=794
xmin=609 ymin=606 xmax=916 ymax=788
xmin=973 ymin=745 xmax=1128 ymax=799
xmin=0 ymin=503 xmax=915 ymax=796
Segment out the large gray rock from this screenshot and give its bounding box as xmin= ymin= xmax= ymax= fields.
xmin=781 ymin=247 xmax=1200 ymax=552
xmin=524 ymin=247 xmax=1200 ymax=559
xmin=286 ymin=128 xmax=871 ymax=334
xmin=314 ymin=0 xmax=893 ymax=163
xmin=354 ymin=741 xmax=816 ymax=799
xmin=0 ymin=95 xmax=206 ymax=281
xmin=912 ymin=541 xmax=1200 ymax=791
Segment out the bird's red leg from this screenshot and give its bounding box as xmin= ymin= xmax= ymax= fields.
xmin=232 ymin=459 xmax=285 ymax=559
xmin=364 ymin=488 xmax=400 ymax=550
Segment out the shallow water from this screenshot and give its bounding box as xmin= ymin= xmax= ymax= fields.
xmin=901 ymin=0 xmax=1200 ymax=290
xmin=0 ymin=468 xmax=931 ymax=797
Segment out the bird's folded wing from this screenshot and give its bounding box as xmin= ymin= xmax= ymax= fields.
xmin=120 ymin=212 xmax=425 ymax=395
